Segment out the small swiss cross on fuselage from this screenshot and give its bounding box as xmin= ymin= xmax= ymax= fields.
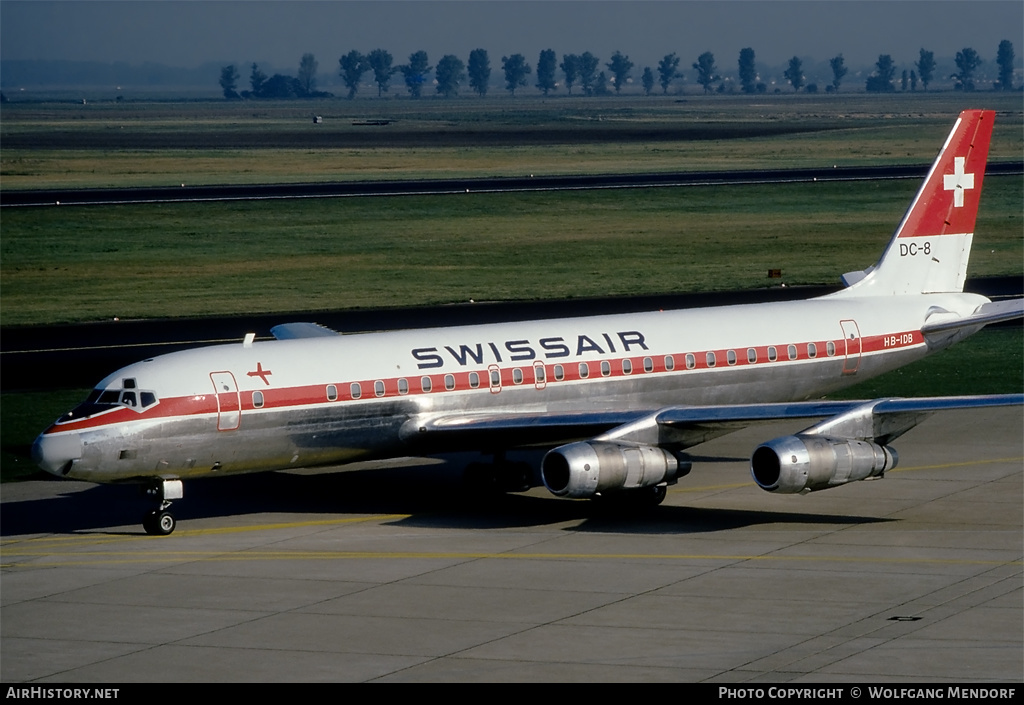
xmin=247 ymin=362 xmax=273 ymax=385
xmin=942 ymin=156 xmax=975 ymax=208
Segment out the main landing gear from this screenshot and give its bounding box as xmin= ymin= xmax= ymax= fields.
xmin=595 ymin=483 xmax=668 ymax=508
xmin=463 ymin=452 xmax=534 ymax=495
xmin=141 ymin=478 xmax=183 ymax=536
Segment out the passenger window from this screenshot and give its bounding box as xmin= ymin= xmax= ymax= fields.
xmin=579 ymin=362 xmax=589 ymax=379
xmin=768 ymin=346 xmax=778 ymax=362
xmin=706 ymin=352 xmax=716 ymax=368
xmin=445 ymin=374 xmax=456 ymax=391
xmin=747 ymin=348 xmax=757 ymax=364
xmin=421 ymin=376 xmax=433 ymax=393
xmin=252 ymin=391 xmax=264 ymax=409
xmin=601 ymin=360 xmax=611 ymax=377
xmin=808 ymin=343 xmax=817 ymax=358
xmin=554 ymin=365 xmax=564 ymax=381
xmin=665 ymin=355 xmax=675 ymax=371
xmin=326 ymin=384 xmax=338 ymax=401
xmin=489 ymin=369 xmax=500 ymax=386
xmin=397 ymin=378 xmax=409 ymax=395
xmin=374 ymin=380 xmax=385 ymax=397
xmin=685 ymin=354 xmax=695 ymax=370
xmin=513 ymin=368 xmax=524 ymax=385
xmin=350 ymin=383 xmax=362 ymax=399
xmin=826 ymin=341 xmax=836 ymax=356
xmin=622 ymin=359 xmax=633 ymax=374
xmin=469 ymin=372 xmax=480 ymax=389
xmin=534 ymin=366 xmax=546 ymax=383
xmin=726 ymin=350 xmax=737 ymax=366
xmin=643 ymin=357 xmax=654 ymax=373
xmin=788 ymin=345 xmax=797 ymax=361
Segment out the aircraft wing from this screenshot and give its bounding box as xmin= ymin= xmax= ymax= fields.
xmin=403 ymin=394 xmax=1024 ymax=453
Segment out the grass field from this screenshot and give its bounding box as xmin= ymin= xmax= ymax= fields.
xmin=2 ymin=93 xmax=1022 ymax=188
xmin=2 ymin=175 xmax=1021 ymax=326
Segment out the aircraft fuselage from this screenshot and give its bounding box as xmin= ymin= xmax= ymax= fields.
xmin=36 ymin=291 xmax=987 ymax=485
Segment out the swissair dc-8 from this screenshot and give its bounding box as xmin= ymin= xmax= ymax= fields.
xmin=32 ymin=110 xmax=1023 ymax=535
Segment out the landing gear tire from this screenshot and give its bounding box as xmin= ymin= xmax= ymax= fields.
xmin=647 ymin=485 xmax=668 ymax=506
xmin=143 ymin=509 xmax=176 ymax=536
xmin=463 ymin=460 xmax=532 ymax=495
xmin=140 ymin=479 xmax=183 ymax=536
xmin=462 ymin=462 xmax=503 ymax=497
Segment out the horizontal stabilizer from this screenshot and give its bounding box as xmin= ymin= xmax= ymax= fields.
xmin=270 ymin=322 xmax=340 ymax=340
xmin=921 ymin=298 xmax=1024 ymax=335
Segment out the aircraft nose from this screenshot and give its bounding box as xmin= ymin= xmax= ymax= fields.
xmin=32 ymin=431 xmax=82 ymax=477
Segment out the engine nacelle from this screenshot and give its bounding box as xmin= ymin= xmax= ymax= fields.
xmin=541 ymin=441 xmax=687 ymax=499
xmin=750 ymin=434 xmax=898 ymax=494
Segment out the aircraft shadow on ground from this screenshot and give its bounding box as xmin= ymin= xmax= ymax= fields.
xmin=1 ymin=458 xmax=891 ymax=537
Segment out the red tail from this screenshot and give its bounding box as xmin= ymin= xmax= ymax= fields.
xmin=840 ymin=110 xmax=994 ymax=297
xmin=894 ymin=109 xmax=993 ymax=240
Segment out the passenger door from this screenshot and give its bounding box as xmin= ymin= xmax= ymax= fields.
xmin=839 ymin=319 xmax=862 ymax=375
xmin=210 ymin=371 xmax=241 ymax=431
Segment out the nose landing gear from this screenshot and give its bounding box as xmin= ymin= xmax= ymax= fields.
xmin=141 ymin=479 xmax=183 ymax=536
xmin=143 ymin=508 xmax=176 ymax=536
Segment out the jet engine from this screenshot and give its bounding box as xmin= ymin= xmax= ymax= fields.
xmin=541 ymin=441 xmax=686 ymax=499
xmin=750 ymin=434 xmax=897 ymax=494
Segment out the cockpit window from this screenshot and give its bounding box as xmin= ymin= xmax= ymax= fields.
xmin=57 ymin=382 xmax=159 ymax=423
xmin=98 ymin=390 xmax=120 ymax=404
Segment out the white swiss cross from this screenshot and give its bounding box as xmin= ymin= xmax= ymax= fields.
xmin=942 ymin=156 xmax=975 ymax=208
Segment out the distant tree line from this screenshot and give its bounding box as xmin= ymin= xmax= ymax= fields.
xmin=219 ymin=40 xmax=1018 ymax=100
xmin=221 ymin=54 xmax=332 ymax=99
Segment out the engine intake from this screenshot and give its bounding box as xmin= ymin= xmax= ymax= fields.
xmin=542 ymin=441 xmax=686 ymax=499
xmin=751 ymin=434 xmax=897 ymax=494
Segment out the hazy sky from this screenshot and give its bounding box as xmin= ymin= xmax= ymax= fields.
xmin=2 ymin=1 xmax=1022 ymax=72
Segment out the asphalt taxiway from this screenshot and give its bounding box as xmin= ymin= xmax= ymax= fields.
xmin=2 ymin=406 xmax=1021 ymax=682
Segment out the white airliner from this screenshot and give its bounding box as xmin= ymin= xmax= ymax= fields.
xmin=33 ymin=110 xmax=1023 ymax=535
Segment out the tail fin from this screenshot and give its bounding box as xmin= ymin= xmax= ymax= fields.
xmin=840 ymin=110 xmax=994 ymax=296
